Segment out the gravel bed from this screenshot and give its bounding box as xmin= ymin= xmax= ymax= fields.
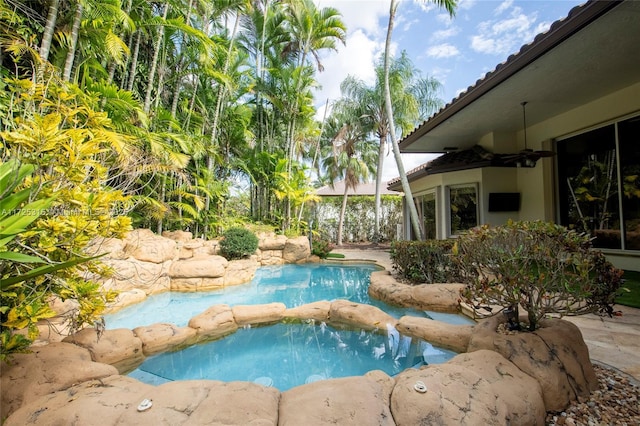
xmin=546 ymin=364 xmax=640 ymax=425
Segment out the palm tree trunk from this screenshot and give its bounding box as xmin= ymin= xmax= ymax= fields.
xmin=374 ymin=133 xmax=385 ymax=241
xmin=40 ymin=0 xmax=60 ymax=64
xmin=337 ymin=182 xmax=349 ymax=246
xmin=125 ymin=31 xmax=141 ymax=92
xmin=62 ymin=2 xmax=84 ymax=82
xmin=384 ymin=0 xmax=423 ymax=240
xmin=144 ymin=2 xmax=169 ymax=114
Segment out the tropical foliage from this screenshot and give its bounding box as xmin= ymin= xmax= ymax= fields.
xmin=454 ymin=221 xmax=624 ymax=331
xmin=0 ymin=0 xmax=456 ymax=357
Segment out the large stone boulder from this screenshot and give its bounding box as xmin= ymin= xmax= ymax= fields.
xmin=395 ymin=315 xmax=473 ymax=352
xmin=124 ymin=229 xmax=179 ymax=263
xmin=232 ymin=303 xmax=286 ymax=326
xmin=390 ymin=350 xmax=545 ymax=426
xmin=0 ymin=343 xmax=118 ymax=419
xmin=257 ymin=249 xmax=284 ymax=265
xmin=106 ymin=288 xmax=147 ymax=311
xmin=368 ymin=271 xmax=465 ymax=312
xmin=224 ymin=258 xmax=259 ymax=286
xmin=100 ymin=258 xmax=171 ymax=294
xmin=63 ymin=328 xmax=145 ymax=373
xmin=168 ymin=256 xmax=228 ymax=278
xmin=132 ymin=323 xmax=197 ymax=356
xmin=279 ymin=375 xmax=394 ymax=426
xmin=467 ymin=315 xmax=598 ymax=411
xmin=259 ymin=233 xmax=288 ymax=250
xmin=4 ymin=376 xmax=281 ymax=426
xmin=84 ymin=237 xmax=128 ymax=259
xmin=328 ymin=300 xmax=397 ymax=331
xmin=188 ymin=304 xmax=238 ymax=341
xmin=282 ymin=236 xmax=311 ymax=263
xmin=161 ymin=230 xmax=193 ymax=242
xmin=285 ymin=301 xmax=331 ymax=322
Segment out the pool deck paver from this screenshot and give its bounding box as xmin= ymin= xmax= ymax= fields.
xmin=332 ymin=247 xmax=640 ymax=381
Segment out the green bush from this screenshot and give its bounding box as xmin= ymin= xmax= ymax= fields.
xmin=390 ymin=240 xmax=462 ymax=284
xmin=454 ymin=220 xmax=624 ymax=331
xmin=219 ymin=227 xmax=259 ymax=260
xmin=311 ymin=237 xmax=334 ymax=259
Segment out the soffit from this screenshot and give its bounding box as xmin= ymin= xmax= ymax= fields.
xmin=399 ymin=0 xmax=640 ymax=153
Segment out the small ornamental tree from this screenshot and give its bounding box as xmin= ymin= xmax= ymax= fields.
xmin=454 ymin=221 xmax=623 ymax=331
xmin=219 ymin=227 xmax=259 ymax=260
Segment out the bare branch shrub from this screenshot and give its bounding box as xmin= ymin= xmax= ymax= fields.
xmin=455 ymin=221 xmax=623 ymax=331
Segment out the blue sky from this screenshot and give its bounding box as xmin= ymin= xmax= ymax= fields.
xmin=312 ymin=0 xmax=585 ymax=181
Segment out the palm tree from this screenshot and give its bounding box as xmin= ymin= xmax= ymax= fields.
xmin=337 ymin=51 xmax=436 ymax=241
xmin=321 ymin=108 xmax=377 ymax=245
xmin=383 ymin=0 xmax=456 ymax=240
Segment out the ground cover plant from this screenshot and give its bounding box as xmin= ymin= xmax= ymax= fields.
xmin=616 ymin=270 xmax=640 ymax=308
xmin=454 ymin=221 xmax=624 ymax=331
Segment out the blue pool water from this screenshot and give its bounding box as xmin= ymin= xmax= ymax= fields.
xmin=105 ymin=263 xmax=429 ymax=329
xmin=130 ymin=322 xmax=458 ymax=391
xmin=109 ymin=263 xmax=473 ymax=390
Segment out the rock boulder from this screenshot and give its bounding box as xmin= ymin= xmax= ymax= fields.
xmin=396 ymin=315 xmax=473 ymax=352
xmin=132 ymin=323 xmax=197 ymax=356
xmin=0 ymin=343 xmax=118 ymax=419
xmin=63 ymin=328 xmax=145 ymax=373
xmin=188 ymin=304 xmax=238 ymax=341
xmin=328 ymin=300 xmax=396 ymax=331
xmin=279 ymin=375 xmax=394 ymax=426
xmin=282 ymin=236 xmax=311 ymax=263
xmin=467 ymin=315 xmax=598 ymax=411
xmin=390 ymin=350 xmax=545 ymax=426
xmin=4 ymin=376 xmax=281 ymax=426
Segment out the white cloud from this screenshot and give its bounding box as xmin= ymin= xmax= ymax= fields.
xmin=470 ymin=6 xmax=539 ymax=56
xmin=314 ymin=29 xmax=384 ymax=116
xmin=426 ymin=43 xmax=460 ymax=59
xmin=432 ymin=26 xmax=459 ymax=41
xmin=494 ymin=0 xmax=514 ymax=16
xmin=457 ymin=0 xmax=477 ymax=11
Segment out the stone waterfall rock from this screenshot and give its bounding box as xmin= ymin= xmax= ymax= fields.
xmin=282 ymin=236 xmax=311 ymax=263
xmin=395 ymin=315 xmax=473 ymax=353
xmin=188 ymin=304 xmax=238 ymax=341
xmin=466 ymin=315 xmax=598 ymax=411
xmin=328 ymin=299 xmax=397 ymax=331
xmin=132 ymin=323 xmax=197 ymax=356
xmin=232 ymin=302 xmax=287 ymax=326
xmin=390 ymin=350 xmax=545 ymax=426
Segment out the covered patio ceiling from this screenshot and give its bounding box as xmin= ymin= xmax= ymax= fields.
xmin=399 ymin=0 xmax=640 ymax=154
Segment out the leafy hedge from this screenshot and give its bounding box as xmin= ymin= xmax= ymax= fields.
xmin=219 ymin=227 xmax=259 ymax=260
xmin=390 ymin=239 xmax=461 ymax=284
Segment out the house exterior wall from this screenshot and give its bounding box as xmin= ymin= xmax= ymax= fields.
xmin=402 ymin=81 xmax=640 ymax=270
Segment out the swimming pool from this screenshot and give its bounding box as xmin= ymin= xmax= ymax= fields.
xmin=129 ymin=321 xmax=457 ymax=391
xmin=104 ymin=263 xmax=428 ymax=329
xmin=106 ymin=263 xmax=472 ymax=390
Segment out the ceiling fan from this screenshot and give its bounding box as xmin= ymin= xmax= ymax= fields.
xmin=502 ymin=102 xmax=555 ymax=167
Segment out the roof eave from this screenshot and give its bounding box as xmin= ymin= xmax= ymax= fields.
xmin=398 ymin=0 xmax=622 ymax=152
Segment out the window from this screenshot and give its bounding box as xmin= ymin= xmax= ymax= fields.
xmin=556 ymin=115 xmax=640 ymax=251
xmin=448 ymin=184 xmax=478 ymax=236
xmin=414 ymin=191 xmax=437 ymax=239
